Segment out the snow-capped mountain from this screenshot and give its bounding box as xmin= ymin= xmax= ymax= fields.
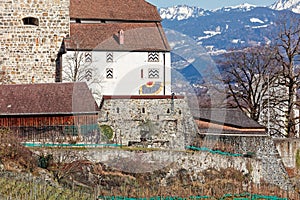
xmin=159 ymin=5 xmax=211 ymax=21
xmin=159 ymin=1 xmax=300 ymax=22
xmin=159 ymin=4 xmax=257 ymax=21
xmin=212 ymin=3 xmax=257 ymax=13
xmin=160 ymin=4 xmax=300 ymax=55
xmin=270 ymin=0 xmax=300 ymax=13
xmin=159 ymin=1 xmax=300 ymax=85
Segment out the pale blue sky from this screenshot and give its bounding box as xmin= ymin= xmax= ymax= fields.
xmin=147 ymin=0 xmax=277 ymax=9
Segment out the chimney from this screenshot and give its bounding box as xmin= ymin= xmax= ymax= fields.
xmin=119 ymin=29 xmax=124 ymax=45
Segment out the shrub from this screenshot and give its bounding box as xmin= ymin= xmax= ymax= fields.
xmin=0 ymin=128 xmax=37 ymax=172
xmin=99 ymin=125 xmax=114 ymax=141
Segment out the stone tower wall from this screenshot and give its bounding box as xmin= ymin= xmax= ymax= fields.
xmin=0 ymin=0 xmax=69 ymax=84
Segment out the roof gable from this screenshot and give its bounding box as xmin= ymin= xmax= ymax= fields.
xmin=0 ymin=82 xmax=98 ymax=115
xmin=70 ymin=0 xmax=161 ymax=22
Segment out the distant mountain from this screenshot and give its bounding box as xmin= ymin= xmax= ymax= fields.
xmin=159 ymin=3 xmax=257 ymax=21
xmin=159 ymin=2 xmax=300 ymax=85
xmin=159 ymin=0 xmax=300 ymax=21
xmin=159 ymin=5 xmax=211 ymax=21
xmin=270 ymin=0 xmax=300 ymax=13
xmin=160 ymin=5 xmax=300 ymax=55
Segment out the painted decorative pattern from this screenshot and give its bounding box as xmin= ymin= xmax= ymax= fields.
xmin=85 ymin=69 xmax=92 ymax=81
xmin=85 ymin=52 xmax=92 ymax=63
xmin=148 ymin=68 xmax=159 ymax=79
xmin=106 ymin=52 xmax=113 ymax=63
xmin=139 ymin=81 xmax=163 ymax=95
xmin=148 ymin=52 xmax=159 ymax=62
xmin=106 ymin=68 xmax=113 ymax=79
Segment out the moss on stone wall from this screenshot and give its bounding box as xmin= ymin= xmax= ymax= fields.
xmin=100 ymin=124 xmax=114 ymax=141
xmin=296 ymin=149 xmax=300 ymax=169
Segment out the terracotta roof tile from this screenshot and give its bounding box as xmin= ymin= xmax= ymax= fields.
xmin=70 ymin=0 xmax=161 ymax=21
xmin=65 ymin=23 xmax=170 ymax=51
xmin=0 ymin=82 xmax=98 ymax=115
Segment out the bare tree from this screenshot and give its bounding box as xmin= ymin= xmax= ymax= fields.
xmin=273 ymin=15 xmax=300 ymax=138
xmin=219 ymin=14 xmax=300 ymax=138
xmin=62 ymin=40 xmax=104 ymax=104
xmin=220 ymin=46 xmax=280 ymax=123
xmin=63 ymin=50 xmax=87 ymax=82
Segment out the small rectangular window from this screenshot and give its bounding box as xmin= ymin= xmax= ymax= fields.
xmin=148 ymin=68 xmax=159 ymax=79
xmin=22 ymin=17 xmax=39 ymax=26
xmin=148 ymin=52 xmax=159 ymax=62
xmin=106 ymin=52 xmax=113 ymax=63
xmin=106 ymin=68 xmax=113 ymax=79
xmin=85 ymin=69 xmax=92 ymax=81
xmin=85 ymin=52 xmax=92 ymax=63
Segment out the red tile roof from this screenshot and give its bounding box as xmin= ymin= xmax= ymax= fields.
xmin=70 ymin=0 xmax=161 ymax=21
xmin=0 ymin=82 xmax=98 ymax=115
xmin=65 ymin=23 xmax=170 ymax=51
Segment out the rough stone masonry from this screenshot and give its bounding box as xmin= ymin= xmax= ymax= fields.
xmin=0 ymin=0 xmax=69 ymax=84
xmin=98 ymin=96 xmax=199 ymax=150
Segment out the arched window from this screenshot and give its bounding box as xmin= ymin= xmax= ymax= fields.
xmin=22 ymin=17 xmax=39 ymax=26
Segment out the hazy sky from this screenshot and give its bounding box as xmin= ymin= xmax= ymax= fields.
xmin=147 ymin=0 xmax=277 ymax=9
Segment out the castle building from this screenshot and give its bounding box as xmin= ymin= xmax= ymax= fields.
xmin=1 ymin=0 xmax=171 ymax=97
xmin=0 ymin=0 xmax=198 ymax=149
xmin=59 ymin=0 xmax=172 ymax=96
xmin=0 ymin=0 xmax=270 ymax=152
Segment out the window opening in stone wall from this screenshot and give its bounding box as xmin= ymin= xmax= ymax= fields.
xmin=116 ymin=107 xmax=120 ymax=114
xmin=106 ymin=112 xmax=109 ymax=121
xmin=106 ymin=52 xmax=113 ymax=63
xmin=167 ymin=108 xmax=170 ymax=114
xmin=148 ymin=52 xmax=159 ymax=62
xmin=22 ymin=17 xmax=39 ymax=26
xmin=106 ymin=68 xmax=113 ymax=79
xmin=142 ymin=108 xmax=145 ymax=113
xmin=148 ymin=68 xmax=159 ymax=79
xmin=179 ymin=110 xmax=182 ymax=115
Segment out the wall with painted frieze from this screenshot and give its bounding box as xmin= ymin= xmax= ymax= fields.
xmin=62 ymin=51 xmax=172 ymax=96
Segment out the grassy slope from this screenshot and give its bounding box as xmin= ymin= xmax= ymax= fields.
xmin=0 ymin=173 xmax=94 ymax=200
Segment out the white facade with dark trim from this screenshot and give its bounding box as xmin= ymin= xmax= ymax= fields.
xmin=62 ymin=50 xmax=171 ymax=96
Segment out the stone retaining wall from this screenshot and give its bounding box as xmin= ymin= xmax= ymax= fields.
xmin=274 ymin=138 xmax=300 ymax=169
xmin=33 ymin=147 xmax=291 ymax=191
xmin=193 ymin=135 xmax=292 ymax=190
